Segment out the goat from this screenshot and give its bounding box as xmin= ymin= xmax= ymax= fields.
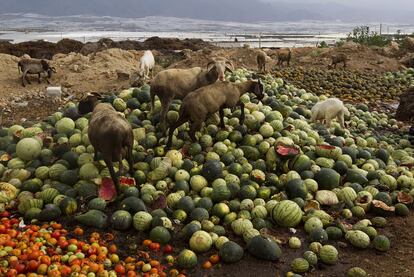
xmin=150 ymin=58 xmax=234 ymax=132
xmin=277 ymin=48 xmax=292 ymax=67
xmin=138 ymin=50 xmax=155 ymax=79
xmin=256 ymin=50 xmax=267 ymax=73
xmin=78 ymin=93 xmax=134 ymax=195
xmin=396 ymin=86 xmax=414 ymax=122
xmin=329 ymin=53 xmax=348 ymax=69
xmin=310 ymin=98 xmax=350 ymax=128
xmin=18 ymin=58 xmax=56 ymax=87
xmin=166 ymin=79 xmax=264 ymax=148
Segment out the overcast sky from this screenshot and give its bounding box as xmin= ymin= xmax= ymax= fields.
xmin=0 ymin=0 xmax=413 ymax=23
xmin=260 ymin=0 xmax=414 ymax=9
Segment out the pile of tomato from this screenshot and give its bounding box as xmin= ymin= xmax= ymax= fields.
xmin=0 ymin=211 xmax=191 ymax=277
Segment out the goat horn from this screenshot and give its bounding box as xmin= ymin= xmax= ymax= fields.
xmin=225 ymin=60 xmax=234 ymax=70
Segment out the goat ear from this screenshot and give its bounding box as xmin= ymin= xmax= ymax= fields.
xmin=206 ymin=60 xmax=216 ymax=71
xmin=51 ymin=67 xmax=57 ymax=73
xmin=90 ymin=92 xmax=104 ymax=100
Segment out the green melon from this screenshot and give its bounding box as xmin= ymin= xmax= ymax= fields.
xmin=303 ymin=251 xmax=318 ymax=266
xmin=16 ymin=138 xmax=41 ymax=161
xmin=319 ymin=245 xmax=338 ymax=265
xmin=110 ymin=210 xmax=132 ymax=231
xmin=286 ymin=178 xmax=308 ymax=199
xmin=345 ymin=230 xmax=370 ymax=249
xmin=175 ymin=249 xmax=197 ymax=269
xmin=149 ymin=226 xmax=171 ymax=244
xmin=189 ymin=231 xmax=212 ymax=253
xmin=219 ymin=241 xmax=244 ymax=263
xmin=347 ymin=267 xmax=368 ymax=277
xmin=133 ymin=211 xmax=152 ymax=231
xmin=272 ymin=200 xmax=303 ymax=228
xmin=372 ymin=235 xmax=390 ymax=252
xmin=314 ymin=168 xmax=340 ymax=190
xmin=59 ymin=196 xmax=78 ymax=215
xmin=291 ymin=258 xmax=309 ymax=274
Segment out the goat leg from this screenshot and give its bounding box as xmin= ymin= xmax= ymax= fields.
xmin=238 ymin=101 xmax=245 ymax=125
xmin=38 ymin=73 xmax=42 ymax=84
xmin=127 ymin=147 xmax=134 ymax=176
xmin=118 ymin=154 xmax=124 ymax=178
xmin=166 ymin=114 xmax=188 ymax=148
xmin=160 ymin=98 xmax=172 ymax=135
xmin=105 ymin=158 xmax=120 ymax=196
xmin=25 ymin=72 xmax=31 ymax=85
xmin=219 ymin=108 xmax=225 ymax=129
xmin=94 ymin=151 xmax=100 ymax=162
xmin=189 ymin=121 xmax=201 ymax=142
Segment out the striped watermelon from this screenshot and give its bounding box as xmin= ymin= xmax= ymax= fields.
xmin=18 ymin=198 xmax=43 ymax=215
xmin=49 ymin=163 xmax=67 ymax=180
xmin=38 ymin=188 xmax=59 ymax=204
xmin=339 ymin=187 xmax=357 ymax=203
xmin=271 ymin=200 xmax=303 ymax=228
xmin=319 ymin=245 xmax=338 ymax=265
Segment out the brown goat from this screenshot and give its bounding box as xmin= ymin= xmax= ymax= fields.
xmin=256 ymin=50 xmax=267 ymax=73
xmin=150 ymin=58 xmax=234 ymax=133
xmin=78 ymin=94 xmax=134 ymax=195
xmin=277 ymin=48 xmax=291 ymax=67
xmin=396 ymin=86 xmax=414 ymax=122
xmin=329 ymin=53 xmax=348 ymax=69
xmin=166 ymin=79 xmax=264 ymax=148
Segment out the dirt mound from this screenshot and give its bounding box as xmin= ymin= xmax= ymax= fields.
xmin=56 ymin=38 xmax=84 ymax=54
xmin=0 ymin=37 xmax=215 ymax=59
xmin=0 ymin=40 xmax=57 ymax=59
xmin=142 ymin=37 xmax=213 ymax=51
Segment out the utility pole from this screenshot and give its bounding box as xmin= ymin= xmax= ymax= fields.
xmin=379 ymin=23 xmax=382 ymax=35
xmin=258 ymin=33 xmax=262 ymax=49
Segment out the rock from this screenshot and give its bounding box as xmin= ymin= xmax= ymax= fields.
xmin=341 ymin=41 xmax=360 ymax=50
xmin=400 ymin=54 xmax=414 ymax=68
xmin=383 ymin=42 xmax=400 ymax=57
xmin=117 ymin=70 xmax=130 ymax=80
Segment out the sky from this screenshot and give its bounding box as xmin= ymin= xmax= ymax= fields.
xmin=260 ymin=0 xmax=414 ymax=9
xmin=0 ymin=0 xmax=413 ymax=23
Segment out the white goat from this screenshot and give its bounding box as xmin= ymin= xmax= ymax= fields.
xmin=310 ymin=98 xmax=350 ymax=128
xmin=138 ymin=50 xmax=155 ymax=79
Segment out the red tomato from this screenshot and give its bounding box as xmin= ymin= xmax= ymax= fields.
xmin=149 ymin=242 xmax=160 ymax=251
xmin=14 ymin=263 xmax=26 ymax=274
xmin=163 ymin=244 xmax=173 ymax=254
xmin=0 ymin=211 xmax=10 ymax=217
xmin=51 ymin=231 xmax=61 ymax=239
xmin=27 ymin=260 xmax=40 ymax=272
xmin=6 ymin=269 xmax=18 ymax=277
